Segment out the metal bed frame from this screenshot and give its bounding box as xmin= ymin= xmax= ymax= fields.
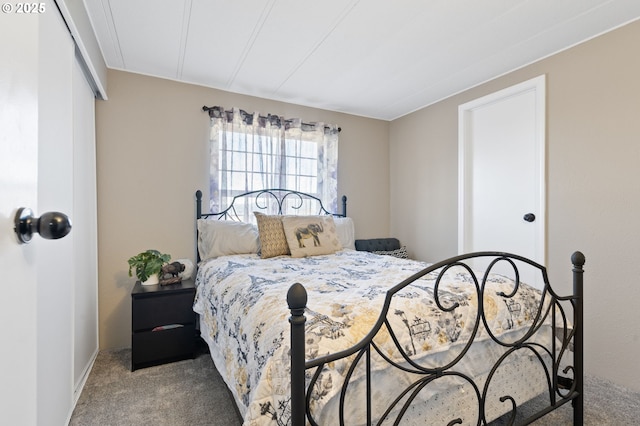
xmin=288 ymin=252 xmax=585 ymax=426
xmin=193 ymin=189 xmax=584 ymax=425
xmin=195 ymin=189 xmax=346 ymax=262
xmin=195 ymin=189 xmax=347 ymax=220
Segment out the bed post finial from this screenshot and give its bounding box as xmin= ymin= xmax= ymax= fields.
xmin=288 ymin=283 xmax=307 ymax=426
xmin=287 ymin=282 xmax=307 ymax=312
xmin=195 ymin=190 xmax=203 ymax=219
xmin=571 ymin=251 xmax=585 ymax=425
xmin=571 ymin=251 xmax=585 ymax=268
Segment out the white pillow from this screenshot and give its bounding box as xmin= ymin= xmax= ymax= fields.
xmin=333 ymin=216 xmax=355 ymax=250
xmin=197 ymin=219 xmax=259 ymax=260
xmin=281 ymin=215 xmax=342 ymax=258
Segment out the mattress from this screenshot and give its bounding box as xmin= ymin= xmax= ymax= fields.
xmin=194 ymin=250 xmax=559 ymax=425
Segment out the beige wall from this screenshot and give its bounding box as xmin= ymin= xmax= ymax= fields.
xmin=98 ymin=19 xmax=640 ymax=392
xmin=96 ymin=71 xmax=390 ymax=350
xmin=390 ymin=20 xmax=640 ymax=391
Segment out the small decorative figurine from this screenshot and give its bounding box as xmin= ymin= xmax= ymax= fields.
xmin=159 ymin=261 xmax=185 ymax=285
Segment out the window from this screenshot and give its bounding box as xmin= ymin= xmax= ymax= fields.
xmin=206 ymin=107 xmax=339 ymax=221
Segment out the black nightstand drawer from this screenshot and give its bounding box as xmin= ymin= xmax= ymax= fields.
xmin=131 ymin=280 xmax=197 ymax=371
xmin=132 ymin=325 xmax=196 ymax=370
xmin=132 ymin=292 xmax=195 ymax=331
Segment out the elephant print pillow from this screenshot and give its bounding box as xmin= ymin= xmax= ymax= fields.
xmin=281 ymin=215 xmax=343 ymax=258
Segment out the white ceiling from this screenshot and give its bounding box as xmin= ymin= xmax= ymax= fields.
xmin=85 ymin=0 xmax=640 ymax=121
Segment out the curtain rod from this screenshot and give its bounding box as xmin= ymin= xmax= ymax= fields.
xmin=202 ymin=105 xmax=341 ymax=132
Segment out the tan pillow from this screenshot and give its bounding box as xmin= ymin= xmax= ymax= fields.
xmin=281 ymin=215 xmax=342 ymax=258
xmin=254 ymin=212 xmax=290 ymax=258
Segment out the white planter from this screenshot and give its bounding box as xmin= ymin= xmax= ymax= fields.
xmin=141 ymin=273 xmax=159 ymax=286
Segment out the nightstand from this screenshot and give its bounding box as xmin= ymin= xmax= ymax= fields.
xmin=131 ymin=279 xmax=196 ymax=371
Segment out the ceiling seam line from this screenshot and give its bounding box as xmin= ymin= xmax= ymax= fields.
xmin=226 ymin=0 xmax=277 ymax=88
xmin=177 ymin=0 xmax=193 ymax=80
xmin=273 ymin=0 xmax=361 ymax=94
xmin=389 ymin=0 xmax=624 ymax=113
xmin=104 ymin=0 xmax=125 ymax=69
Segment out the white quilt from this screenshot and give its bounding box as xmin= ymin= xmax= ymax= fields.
xmin=194 ymin=250 xmax=556 ymax=425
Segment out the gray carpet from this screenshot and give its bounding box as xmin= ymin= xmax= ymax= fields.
xmin=70 ymin=348 xmax=640 ymax=425
xmin=69 ymin=347 xmax=242 ymax=426
xmin=490 ymin=374 xmax=640 ymax=425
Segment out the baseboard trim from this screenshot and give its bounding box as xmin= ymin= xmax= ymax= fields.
xmin=66 ymin=348 xmax=99 ymax=424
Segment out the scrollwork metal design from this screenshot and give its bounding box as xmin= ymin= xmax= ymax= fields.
xmin=196 ymin=189 xmax=346 ymax=221
xmin=291 ymin=251 xmax=584 ymax=426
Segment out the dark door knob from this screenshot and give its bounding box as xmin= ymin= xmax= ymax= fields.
xmin=14 ymin=207 xmax=72 ymax=244
xmin=523 ymin=213 xmax=536 ymax=222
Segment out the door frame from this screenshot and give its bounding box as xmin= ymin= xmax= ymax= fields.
xmin=458 ymin=75 xmax=546 ymax=265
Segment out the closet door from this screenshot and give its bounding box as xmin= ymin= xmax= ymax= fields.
xmin=37 ymin=2 xmax=75 ymax=422
xmin=72 ymin=53 xmax=99 ymax=402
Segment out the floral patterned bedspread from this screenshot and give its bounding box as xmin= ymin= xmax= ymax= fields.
xmin=193 ymin=250 xmax=547 ymax=426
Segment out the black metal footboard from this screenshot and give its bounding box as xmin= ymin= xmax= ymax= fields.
xmin=288 ymin=251 xmax=585 ymax=426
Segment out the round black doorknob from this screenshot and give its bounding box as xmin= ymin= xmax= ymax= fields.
xmin=523 ymin=213 xmax=536 ymax=222
xmin=14 ymin=207 xmax=72 ymax=244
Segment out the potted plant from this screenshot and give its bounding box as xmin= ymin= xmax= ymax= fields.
xmin=128 ymin=249 xmax=171 ymax=285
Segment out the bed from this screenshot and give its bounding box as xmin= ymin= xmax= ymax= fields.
xmin=193 ymin=189 xmax=584 ymax=425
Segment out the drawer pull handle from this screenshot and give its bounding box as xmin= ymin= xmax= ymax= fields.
xmin=151 ymin=324 xmax=184 ymax=332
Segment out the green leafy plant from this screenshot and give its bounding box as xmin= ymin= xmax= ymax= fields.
xmin=127 ymin=249 xmax=171 ymax=282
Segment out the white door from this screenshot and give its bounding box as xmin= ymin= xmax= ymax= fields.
xmin=458 ymin=76 xmax=546 ymax=287
xmin=0 ymin=3 xmax=80 ymax=423
xmin=37 ymin=4 xmax=75 ymax=422
xmin=0 ymin=10 xmax=41 ymax=423
xmin=72 ymin=54 xmax=99 ymax=400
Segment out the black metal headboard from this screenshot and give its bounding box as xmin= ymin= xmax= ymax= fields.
xmin=195 ymin=189 xmax=347 ymax=220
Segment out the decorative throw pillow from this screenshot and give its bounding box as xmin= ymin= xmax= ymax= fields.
xmin=373 ymin=246 xmax=409 ymax=259
xmin=197 ymin=219 xmax=259 ymax=260
xmin=333 ymin=216 xmax=356 ymax=250
xmin=254 ymin=212 xmax=290 ymax=258
xmin=281 ymin=215 xmax=342 ymax=258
